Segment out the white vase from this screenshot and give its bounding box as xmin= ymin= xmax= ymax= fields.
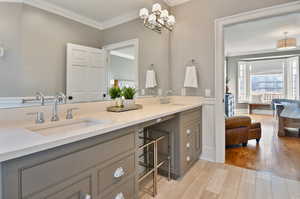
xmin=124 ymin=99 xmax=135 ymax=108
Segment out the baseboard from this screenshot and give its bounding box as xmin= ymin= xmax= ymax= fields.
xmin=200 ymin=146 xmax=216 ymax=162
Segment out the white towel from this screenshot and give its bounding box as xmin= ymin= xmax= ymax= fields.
xmin=145 ymin=70 xmax=157 ymax=88
xmin=184 ymin=66 xmax=198 ymax=88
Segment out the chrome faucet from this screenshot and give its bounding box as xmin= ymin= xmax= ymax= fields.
xmin=50 ymin=92 xmax=66 ymax=122
xmin=36 ymin=92 xmax=45 ymax=106
xmin=27 ymin=112 xmax=45 ymax=124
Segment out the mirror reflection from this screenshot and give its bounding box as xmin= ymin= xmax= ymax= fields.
xmin=0 ymin=1 xmax=146 ymax=108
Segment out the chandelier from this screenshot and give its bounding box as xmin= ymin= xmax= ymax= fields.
xmin=139 ymin=3 xmax=176 ymax=34
xmin=277 ymin=32 xmax=297 ymax=50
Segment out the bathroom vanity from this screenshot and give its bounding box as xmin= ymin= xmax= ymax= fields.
xmin=0 ymin=97 xmax=203 ymax=199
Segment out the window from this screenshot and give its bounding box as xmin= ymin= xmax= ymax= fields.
xmin=238 ymin=57 xmax=299 ymax=103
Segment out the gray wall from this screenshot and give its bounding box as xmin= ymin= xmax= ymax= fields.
xmin=0 ymin=3 xmax=23 ymax=97
xmin=170 ymin=0 xmax=297 ymax=97
xmin=102 ymin=19 xmax=171 ymax=92
xmin=0 ymin=3 xmax=103 ymax=97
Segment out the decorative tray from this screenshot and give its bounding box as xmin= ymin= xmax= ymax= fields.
xmin=106 ymin=104 xmax=143 ymax=112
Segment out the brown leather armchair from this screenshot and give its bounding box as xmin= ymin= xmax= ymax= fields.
xmin=225 ymin=116 xmax=261 ymax=147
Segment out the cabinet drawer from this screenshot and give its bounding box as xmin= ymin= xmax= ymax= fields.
xmin=98 ymin=154 xmax=135 ymax=193
xmin=102 ymin=177 xmax=135 ymax=199
xmin=28 ymin=172 xmax=92 ymax=199
xmin=21 ymin=133 xmax=135 ymax=198
xmin=181 ymin=125 xmax=195 ymax=145
xmin=182 ymin=149 xmax=195 ymax=172
xmin=180 ymin=109 xmax=201 ymax=124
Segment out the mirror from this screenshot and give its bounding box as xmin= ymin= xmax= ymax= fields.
xmin=0 ymin=1 xmax=143 ymax=109
xmin=105 ymin=40 xmax=139 ymax=91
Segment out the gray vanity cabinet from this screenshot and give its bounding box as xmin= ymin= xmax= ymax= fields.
xmin=177 ymin=108 xmax=202 ymax=176
xmin=2 ymin=127 xmax=137 ymax=199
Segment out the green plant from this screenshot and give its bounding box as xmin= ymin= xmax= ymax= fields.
xmin=109 ymin=87 xmax=122 ymax=99
xmin=122 ymin=87 xmax=136 ymax=100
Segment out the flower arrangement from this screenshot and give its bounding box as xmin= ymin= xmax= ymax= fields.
xmin=109 ymin=86 xmax=136 ymax=107
xmin=122 ymin=87 xmax=136 ymax=100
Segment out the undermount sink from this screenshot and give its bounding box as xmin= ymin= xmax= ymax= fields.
xmin=26 ymin=118 xmax=112 ymax=136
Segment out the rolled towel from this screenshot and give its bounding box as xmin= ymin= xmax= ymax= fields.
xmin=145 ymin=70 xmax=157 ymax=88
xmin=184 ymin=66 xmax=198 ymax=88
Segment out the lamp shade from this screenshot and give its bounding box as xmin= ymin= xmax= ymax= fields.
xmin=160 ymin=9 xmax=169 ymax=20
xmin=148 ymin=14 xmax=157 ymax=25
xmin=167 ymin=15 xmax=176 ymax=26
xmin=277 ymin=37 xmax=297 ymax=50
xmin=152 ymin=3 xmax=162 ymax=13
xmin=139 ymin=8 xmax=149 ymax=19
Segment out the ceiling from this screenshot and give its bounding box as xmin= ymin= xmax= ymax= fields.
xmin=45 ymin=0 xmax=154 ymax=22
xmin=224 ymin=13 xmax=300 ymax=56
xmin=22 ymin=0 xmax=191 ymax=30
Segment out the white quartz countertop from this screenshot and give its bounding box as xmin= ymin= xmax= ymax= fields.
xmin=0 ymin=98 xmax=204 ymax=162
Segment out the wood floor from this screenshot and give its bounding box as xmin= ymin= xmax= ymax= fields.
xmin=140 ymin=160 xmax=300 ymax=199
xmin=226 ymin=114 xmax=300 ymax=181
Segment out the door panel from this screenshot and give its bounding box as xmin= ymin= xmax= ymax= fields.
xmin=67 ymin=43 xmax=106 ymax=103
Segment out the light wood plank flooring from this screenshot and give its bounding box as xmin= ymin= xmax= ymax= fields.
xmin=140 ymin=160 xmax=300 ymax=199
xmin=226 ymin=114 xmax=300 ymax=181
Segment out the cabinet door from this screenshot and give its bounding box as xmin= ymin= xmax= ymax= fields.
xmin=28 ymin=175 xmax=92 ymax=199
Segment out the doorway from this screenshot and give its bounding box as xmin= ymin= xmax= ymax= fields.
xmin=214 ymin=1 xmax=300 ymax=164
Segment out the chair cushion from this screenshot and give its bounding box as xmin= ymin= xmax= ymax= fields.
xmin=226 ymin=116 xmax=251 ymax=129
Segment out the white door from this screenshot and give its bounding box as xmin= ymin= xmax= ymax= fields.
xmin=66 ymin=43 xmax=106 ymax=103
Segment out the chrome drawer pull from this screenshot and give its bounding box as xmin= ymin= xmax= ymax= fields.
xmin=186 ymin=156 xmax=191 ymax=162
xmin=114 ymin=167 xmax=125 ymax=178
xmin=186 ymin=129 xmax=191 ymax=135
xmin=186 ymin=142 xmax=191 ymax=148
xmin=115 ymin=192 xmax=125 ymax=199
xmin=83 ymin=194 xmax=91 ymax=199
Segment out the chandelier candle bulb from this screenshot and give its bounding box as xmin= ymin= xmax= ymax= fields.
xmin=148 ymin=14 xmax=157 ymax=25
xmin=152 ymin=3 xmax=162 ymax=13
xmin=167 ymin=15 xmax=176 ymax=26
xmin=160 ymin=9 xmax=169 ymax=20
xmin=139 ymin=8 xmax=149 ymax=19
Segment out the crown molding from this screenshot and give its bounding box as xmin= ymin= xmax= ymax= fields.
xmin=101 ymin=11 xmax=139 ymax=29
xmin=1 ymin=0 xmax=140 ymax=30
xmin=163 ymin=0 xmax=192 ymax=7
xmin=24 ymin=0 xmax=104 ymax=30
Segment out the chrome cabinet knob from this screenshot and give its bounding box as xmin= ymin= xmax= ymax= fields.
xmin=186 ymin=142 xmax=191 ymax=148
xmin=114 ymin=167 xmax=125 ymax=178
xmin=186 ymin=156 xmax=191 ymax=162
xmin=186 ymin=129 xmax=191 ymax=135
xmin=82 ymin=194 xmax=91 ymax=199
xmin=115 ymin=192 xmax=125 ymax=199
